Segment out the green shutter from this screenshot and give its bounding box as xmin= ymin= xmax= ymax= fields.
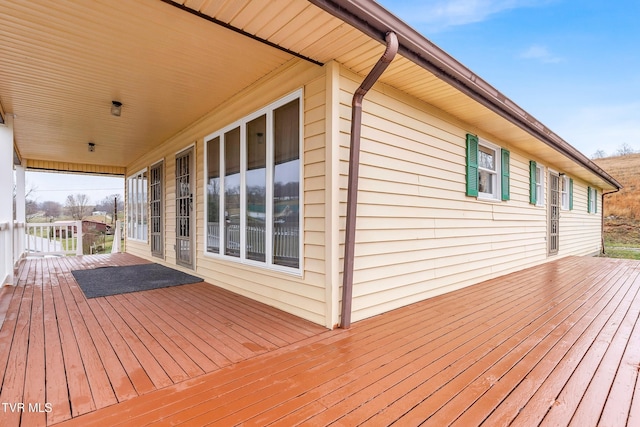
xmin=529 ymin=161 xmax=537 ymax=204
xmin=501 ymin=149 xmax=510 ymax=201
xmin=466 ymin=134 xmax=478 ymax=197
xmin=587 ymin=186 xmax=592 ymax=213
xmin=569 ymin=178 xmax=573 ymax=210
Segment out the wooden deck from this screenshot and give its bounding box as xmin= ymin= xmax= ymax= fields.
xmin=1 ymin=255 xmax=640 ymax=426
xmin=0 ymin=254 xmax=327 ymax=427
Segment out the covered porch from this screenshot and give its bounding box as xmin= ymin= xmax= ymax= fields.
xmin=1 ymin=254 xmax=639 ymax=426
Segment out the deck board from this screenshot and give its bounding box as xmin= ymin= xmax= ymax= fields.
xmin=42 ymin=258 xmax=71 ymax=425
xmin=0 ymin=253 xmax=326 ymax=427
xmin=2 ymin=255 xmax=640 ymax=426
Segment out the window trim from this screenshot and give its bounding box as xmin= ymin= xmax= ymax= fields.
xmin=477 ymin=139 xmax=502 ymax=201
xmin=466 ymin=134 xmax=509 ymax=202
xmin=535 ymin=163 xmax=545 ymax=207
xmin=478 ymin=139 xmax=502 ymax=201
xmin=588 ymin=186 xmax=598 ymax=214
xmin=529 ymin=160 xmax=545 ymax=207
xmin=126 ymin=168 xmax=148 ymax=243
xmin=561 ymin=175 xmax=572 ymax=211
xmin=203 ymin=90 xmax=303 ymax=275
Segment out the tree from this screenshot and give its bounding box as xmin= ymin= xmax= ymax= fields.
xmin=41 ymin=200 xmax=63 ymax=218
xmin=94 ymin=194 xmax=123 ymax=223
xmin=616 ymin=143 xmax=636 ymax=156
xmin=592 ymin=149 xmax=607 ymax=159
xmin=94 ymin=194 xmax=124 ymax=213
xmin=13 ymin=183 xmax=39 ymax=219
xmin=25 ymin=199 xmax=39 ymax=217
xmin=65 ymin=194 xmax=91 ymax=220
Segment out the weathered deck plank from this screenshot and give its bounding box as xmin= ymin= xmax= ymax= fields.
xmin=59 ymin=256 xmax=640 ymax=427
xmin=0 ymin=253 xmax=326 ymax=427
xmin=2 ymin=255 xmax=640 ymax=426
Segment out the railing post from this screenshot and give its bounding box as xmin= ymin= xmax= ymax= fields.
xmin=75 ymin=220 xmax=83 ymax=256
xmin=14 ymin=165 xmax=26 ymax=263
xmin=111 ymin=220 xmax=121 ymax=253
xmin=0 ymin=115 xmax=14 ymax=286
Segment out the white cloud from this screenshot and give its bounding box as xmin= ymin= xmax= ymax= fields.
xmin=519 ymin=44 xmax=564 ymax=63
xmin=383 ymin=0 xmax=545 ymax=31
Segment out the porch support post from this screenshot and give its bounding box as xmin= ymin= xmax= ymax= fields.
xmin=111 ymin=220 xmax=122 ymax=254
xmin=0 ymin=116 xmax=15 ymax=286
xmin=75 ymin=220 xmax=83 ymax=256
xmin=15 ymin=165 xmax=25 ymax=223
xmin=15 ymin=164 xmax=26 ymax=266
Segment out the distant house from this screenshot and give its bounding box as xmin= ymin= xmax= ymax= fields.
xmin=53 ymin=221 xmax=77 ymax=238
xmin=51 ymin=220 xmax=111 ymax=238
xmin=2 ymin=0 xmax=621 ymax=329
xmin=82 ymin=220 xmax=112 ymax=234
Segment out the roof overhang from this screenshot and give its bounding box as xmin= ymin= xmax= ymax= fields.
xmin=0 ymin=0 xmax=621 ymax=190
xmin=307 ymin=0 xmax=621 ymax=191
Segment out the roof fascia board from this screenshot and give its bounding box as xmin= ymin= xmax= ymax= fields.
xmin=308 ymin=0 xmax=620 ymax=190
xmin=160 ymin=0 xmax=323 ymax=66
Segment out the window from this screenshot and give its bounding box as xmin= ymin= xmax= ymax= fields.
xmin=588 ymin=187 xmax=598 ymax=213
xmin=466 ymin=134 xmax=509 ymax=201
xmin=127 ymin=169 xmax=148 ymax=241
xmin=478 ymin=145 xmax=498 ymax=197
xmin=205 ymin=91 xmax=302 ymax=272
xmin=561 ymin=175 xmax=573 ymax=210
xmin=529 ymin=161 xmax=545 ymax=206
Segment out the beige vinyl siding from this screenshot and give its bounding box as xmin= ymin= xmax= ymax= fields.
xmin=558 ymin=179 xmax=602 ymax=256
xmin=124 ymin=59 xmax=329 ymax=326
xmin=337 ymin=66 xmax=602 ymax=323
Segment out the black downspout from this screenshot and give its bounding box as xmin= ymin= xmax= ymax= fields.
xmin=341 ymin=32 xmax=398 ymax=329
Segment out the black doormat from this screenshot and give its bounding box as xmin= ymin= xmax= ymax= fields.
xmin=71 ymin=263 xmax=203 ymax=298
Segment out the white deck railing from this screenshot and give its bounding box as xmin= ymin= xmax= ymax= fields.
xmin=25 ymin=221 xmax=83 ymax=256
xmin=207 ymin=222 xmax=298 ymax=259
xmin=1 ymin=221 xmax=11 ymax=286
xmin=13 ymin=221 xmax=25 ymax=266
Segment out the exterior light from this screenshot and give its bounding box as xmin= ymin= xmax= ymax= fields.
xmin=88 ymin=142 xmax=95 ymax=152
xmin=111 ymin=100 xmax=122 ymax=117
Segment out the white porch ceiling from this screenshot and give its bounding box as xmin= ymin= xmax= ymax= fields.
xmin=0 ymin=0 xmax=298 ymax=170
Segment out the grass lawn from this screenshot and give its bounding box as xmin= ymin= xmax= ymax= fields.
xmin=602 ymin=247 xmax=640 ymax=260
xmin=603 ymin=217 xmax=640 ymax=260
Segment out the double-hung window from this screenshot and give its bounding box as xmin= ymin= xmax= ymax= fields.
xmin=561 ymin=175 xmax=573 ymax=210
xmin=466 ymin=134 xmax=509 ymax=201
xmin=205 ymin=91 xmax=302 ymax=272
xmin=529 ymin=161 xmax=545 ymax=206
xmin=126 ymin=169 xmax=148 ymax=241
xmin=587 ymin=187 xmax=598 ymax=213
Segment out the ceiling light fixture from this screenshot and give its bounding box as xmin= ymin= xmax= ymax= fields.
xmin=111 ymin=100 xmax=122 ymax=117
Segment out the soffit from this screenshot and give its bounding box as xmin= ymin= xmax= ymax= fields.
xmin=170 ymin=0 xmax=616 ymax=190
xmin=0 ymin=0 xmax=294 ymax=169
xmin=0 ymin=0 xmax=616 ymax=189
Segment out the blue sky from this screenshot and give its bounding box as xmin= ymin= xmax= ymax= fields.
xmin=27 ymin=0 xmax=639 ymax=204
xmin=378 ymin=0 xmax=640 ymax=158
